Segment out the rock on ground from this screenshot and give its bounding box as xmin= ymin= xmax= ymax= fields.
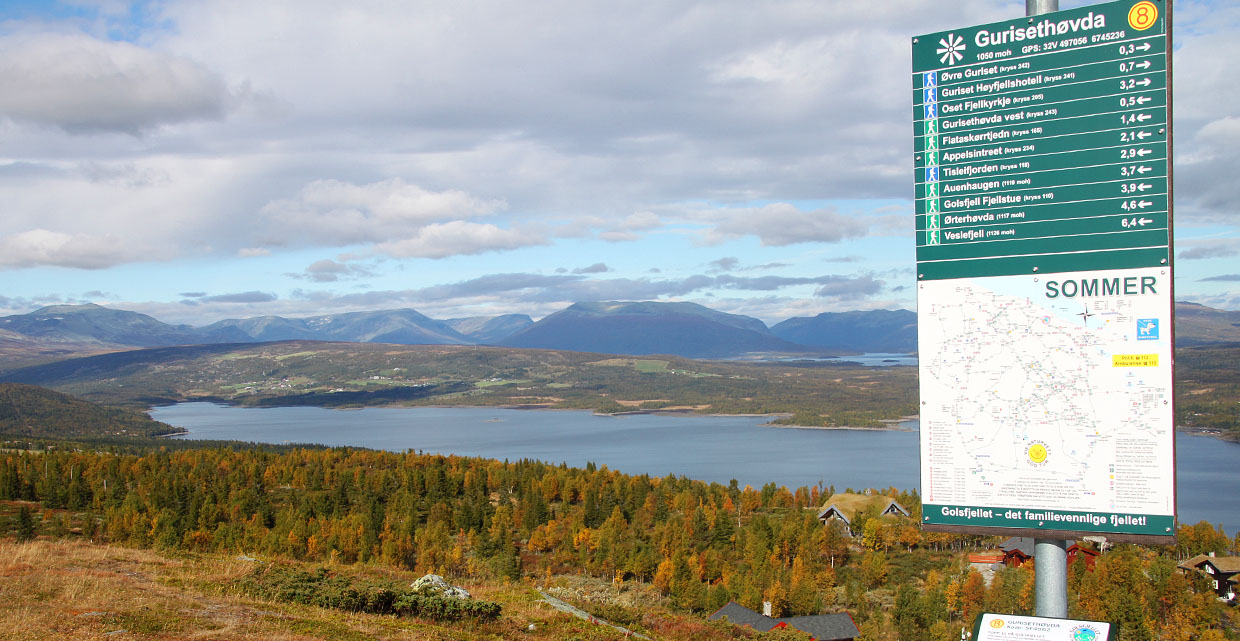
xmin=409 ymin=574 xmax=471 ymax=599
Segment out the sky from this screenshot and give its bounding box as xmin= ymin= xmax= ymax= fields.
xmin=1 ymin=0 xmax=1237 ymax=327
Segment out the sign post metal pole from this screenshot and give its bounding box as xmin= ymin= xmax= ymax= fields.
xmin=1026 ymin=0 xmax=1068 ymax=621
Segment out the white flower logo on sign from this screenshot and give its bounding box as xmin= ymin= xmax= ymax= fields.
xmin=937 ymin=33 xmax=966 ymax=65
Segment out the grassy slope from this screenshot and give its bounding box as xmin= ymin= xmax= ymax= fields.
xmin=0 ymin=538 xmax=753 ymax=641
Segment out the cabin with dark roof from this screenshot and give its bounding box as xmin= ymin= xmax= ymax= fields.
xmin=707 ymin=601 xmax=784 ymax=632
xmin=878 ymin=499 xmax=910 ymax=517
xmin=707 ymin=601 xmax=860 ymax=640
xmin=815 ymin=494 xmax=910 ymax=536
xmin=816 ymin=504 xmax=853 ymax=531
xmin=1177 ymin=554 xmax=1240 ymax=602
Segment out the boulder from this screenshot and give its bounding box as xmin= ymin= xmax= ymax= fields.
xmin=410 ymin=573 xmax=471 ymax=600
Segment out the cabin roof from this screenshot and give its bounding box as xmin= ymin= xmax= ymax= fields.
xmin=1178 ymin=554 xmax=1212 ymax=571
xmin=1198 ymin=557 xmax=1240 ymax=574
xmin=999 ymin=537 xmax=1036 ymax=557
xmin=815 ymin=494 xmax=909 ymax=522
xmin=817 ymin=504 xmax=851 ymax=523
xmin=706 ymin=602 xmax=781 ymax=632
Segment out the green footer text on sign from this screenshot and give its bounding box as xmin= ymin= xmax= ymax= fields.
xmin=925 ymin=503 xmax=1173 ymax=536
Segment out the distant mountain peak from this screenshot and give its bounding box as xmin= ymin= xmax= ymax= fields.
xmin=771 ymin=309 xmax=917 ymax=354
xmin=31 ymin=303 xmax=108 ymax=314
xmin=498 ymin=300 xmax=801 ymax=358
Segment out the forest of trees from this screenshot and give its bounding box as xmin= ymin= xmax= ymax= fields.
xmin=1 ymin=443 xmax=1236 ymax=640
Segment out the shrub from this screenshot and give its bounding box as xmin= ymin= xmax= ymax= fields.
xmin=238 ymin=564 xmax=501 ymax=621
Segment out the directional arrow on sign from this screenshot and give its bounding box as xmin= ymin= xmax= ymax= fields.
xmin=1136 ymin=43 xmax=1152 ymax=52
xmin=1136 ymin=96 xmax=1152 ymax=105
xmin=1137 ymin=148 xmax=1153 ymax=157
xmin=1136 ymin=166 xmax=1152 ymax=174
xmin=1136 ymin=131 xmax=1152 ymax=140
xmin=1136 ymin=183 xmax=1152 ymax=192
xmin=1138 ymin=217 xmax=1154 ymax=226
xmin=1136 ymin=78 xmax=1152 ymax=87
xmin=1137 ymin=201 xmax=1153 ymax=209
xmin=1136 ymin=114 xmax=1152 ymax=122
xmin=1136 ymin=60 xmax=1152 ymax=70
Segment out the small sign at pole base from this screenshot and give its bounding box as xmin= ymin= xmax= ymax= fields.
xmin=972 ymin=613 xmax=1115 ymax=641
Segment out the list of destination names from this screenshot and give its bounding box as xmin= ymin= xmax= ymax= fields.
xmin=912 ymin=1 xmax=1169 ymax=280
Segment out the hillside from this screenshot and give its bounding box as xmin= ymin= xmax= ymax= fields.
xmin=0 ymin=539 xmax=743 ymax=641
xmin=498 ymin=301 xmax=816 ymax=358
xmin=202 ymin=308 xmax=472 ymax=345
xmin=446 ymin=314 xmax=534 ymax=343
xmin=1175 ymin=343 xmax=1240 ymax=438
xmin=0 ymin=304 xmax=201 ymax=348
xmin=1174 ymin=302 xmax=1240 ymax=345
xmin=772 ymin=309 xmax=916 ymax=353
xmin=0 ymin=341 xmax=918 ymax=427
xmin=0 ymin=383 xmax=183 ymax=438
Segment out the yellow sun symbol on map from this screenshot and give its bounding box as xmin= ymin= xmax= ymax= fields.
xmin=1028 ymin=443 xmax=1048 ymax=464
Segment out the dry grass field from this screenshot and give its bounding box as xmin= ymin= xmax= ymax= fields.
xmin=0 ymin=539 xmax=747 ymax=641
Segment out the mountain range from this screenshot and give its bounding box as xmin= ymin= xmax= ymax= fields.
xmin=2 ymin=300 xmax=1237 ymax=367
xmin=496 ymin=301 xmax=811 ymax=358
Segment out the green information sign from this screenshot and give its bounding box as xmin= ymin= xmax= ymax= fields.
xmin=913 ymin=0 xmax=1176 ymax=544
xmin=912 ymin=0 xmax=1170 ymax=281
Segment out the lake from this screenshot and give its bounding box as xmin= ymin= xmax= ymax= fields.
xmin=153 ymin=403 xmax=1239 ymax=534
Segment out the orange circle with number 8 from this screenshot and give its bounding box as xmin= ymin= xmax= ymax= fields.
xmin=1129 ymin=1 xmax=1158 ymax=30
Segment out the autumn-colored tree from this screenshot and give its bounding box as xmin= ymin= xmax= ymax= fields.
xmin=959 ymin=570 xmax=986 ymax=628
xmin=859 ymin=550 xmax=888 ymax=589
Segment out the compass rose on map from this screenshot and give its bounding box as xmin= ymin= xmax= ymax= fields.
xmin=1076 ymin=307 xmax=1094 ymax=325
xmin=937 ymin=34 xmax=966 ymax=65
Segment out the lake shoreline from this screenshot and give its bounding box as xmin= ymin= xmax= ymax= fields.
xmin=150 ymin=402 xmax=1238 ymax=535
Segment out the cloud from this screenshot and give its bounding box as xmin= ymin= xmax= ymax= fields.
xmin=596 ymin=212 xmax=665 ymax=242
xmin=256 ymin=178 xmax=537 ymax=258
xmin=259 ymin=178 xmax=506 ymax=244
xmin=813 ymin=275 xmax=884 ymax=300
xmin=238 ymin=248 xmax=271 ymax=258
xmin=179 ymin=292 xmax=207 ymax=298
xmin=698 ymin=203 xmax=873 ymax=246
xmin=290 ymin=259 xmax=374 ymax=282
xmin=375 ymin=221 xmax=547 ymax=259
xmin=1178 ymin=240 xmax=1240 ymax=260
xmin=572 ymin=263 xmax=610 ymax=274
xmin=289 ymin=270 xmax=888 ymax=312
xmin=0 ymin=32 xmax=230 ymax=133
xmin=0 ymin=229 xmax=131 ymax=269
xmin=1199 ymin=274 xmax=1240 ymax=282
xmin=709 ymin=257 xmax=740 ymax=273
xmin=199 ymin=291 xmax=277 ymax=303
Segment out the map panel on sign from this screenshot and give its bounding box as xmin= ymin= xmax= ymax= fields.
xmin=917 ymin=267 xmax=1174 ymax=535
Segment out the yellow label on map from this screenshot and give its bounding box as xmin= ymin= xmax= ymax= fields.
xmin=1113 ymin=354 xmax=1158 ymax=367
